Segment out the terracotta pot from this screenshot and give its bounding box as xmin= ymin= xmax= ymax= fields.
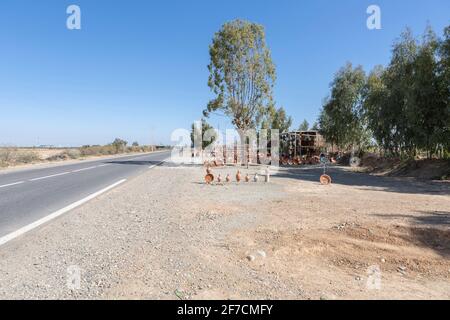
xmin=226 ymin=174 xmax=231 ymax=183
xmin=205 ymin=174 xmax=214 ymax=184
xmin=245 ymin=174 xmax=250 ymax=182
xmin=320 ymin=174 xmax=332 ymax=185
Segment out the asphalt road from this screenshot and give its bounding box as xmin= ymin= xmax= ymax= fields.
xmin=0 ymin=151 xmax=171 ymax=239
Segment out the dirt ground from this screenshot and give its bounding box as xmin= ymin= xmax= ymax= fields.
xmin=169 ymin=165 xmax=450 ymax=300
xmin=0 ymin=162 xmax=448 ymax=300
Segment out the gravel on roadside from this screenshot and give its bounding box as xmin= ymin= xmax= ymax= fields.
xmin=0 ymin=162 xmax=448 ymax=300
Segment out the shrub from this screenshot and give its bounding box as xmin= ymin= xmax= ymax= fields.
xmin=65 ymin=149 xmax=81 ymax=159
xmin=14 ymin=151 xmax=39 ymax=164
xmin=0 ymin=148 xmax=14 ymax=166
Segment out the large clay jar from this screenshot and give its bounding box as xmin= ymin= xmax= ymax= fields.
xmin=236 ymin=170 xmax=242 ymax=183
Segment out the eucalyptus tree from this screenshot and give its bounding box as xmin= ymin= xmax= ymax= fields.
xmin=298 ymin=119 xmax=309 ymax=132
xmin=383 ymin=28 xmax=419 ymax=156
xmin=204 ymin=20 xmax=276 ymax=131
xmin=437 ymin=26 xmax=450 ymax=156
xmin=318 ymin=63 xmax=368 ymax=150
xmin=261 ymin=104 xmax=292 ymax=133
xmin=363 ymin=65 xmax=392 ymax=153
xmin=410 ymin=26 xmax=444 ymax=158
xmin=191 ymin=119 xmax=217 ymax=149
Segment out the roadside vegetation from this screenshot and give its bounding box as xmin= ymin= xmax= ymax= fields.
xmin=318 ymin=25 xmax=450 ymax=161
xmin=0 ymin=139 xmax=159 ymax=168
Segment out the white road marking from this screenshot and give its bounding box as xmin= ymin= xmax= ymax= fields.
xmin=0 ymin=179 xmax=127 ymax=247
xmin=0 ymin=181 xmax=25 ymax=189
xmin=0 ymin=155 xmax=163 ymax=188
xmin=29 ymin=172 xmax=71 ymax=181
xmin=71 ymin=166 xmax=97 ymax=173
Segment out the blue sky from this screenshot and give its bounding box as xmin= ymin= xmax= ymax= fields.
xmin=0 ymin=0 xmax=448 ymax=146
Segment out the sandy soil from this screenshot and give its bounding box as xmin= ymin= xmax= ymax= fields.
xmin=0 ymin=163 xmax=448 ymax=300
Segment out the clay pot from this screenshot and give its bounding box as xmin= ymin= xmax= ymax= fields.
xmin=245 ymin=174 xmax=250 ymax=182
xmin=226 ymin=174 xmax=231 ymax=183
xmin=205 ymin=173 xmax=214 ymax=184
xmin=236 ymin=170 xmax=242 ymax=183
xmin=320 ymin=174 xmax=332 ymax=185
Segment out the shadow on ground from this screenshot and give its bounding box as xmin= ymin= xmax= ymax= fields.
xmin=274 ymin=165 xmax=450 ymax=196
xmin=372 ymin=211 xmax=450 ymax=258
xmin=374 ymin=211 xmax=450 ymax=226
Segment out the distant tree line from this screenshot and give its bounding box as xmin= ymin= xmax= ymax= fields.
xmin=80 ymin=138 xmax=156 ymax=156
xmin=318 ymin=25 xmax=450 ymax=159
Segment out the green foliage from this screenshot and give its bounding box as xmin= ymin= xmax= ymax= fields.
xmin=112 ymin=138 xmax=128 ymax=153
xmin=261 ymin=104 xmax=292 ymax=133
xmin=132 ymin=141 xmax=139 ymax=147
xmin=298 ymin=119 xmax=309 ymax=131
xmin=318 ymin=63 xmax=369 ymax=150
xmin=363 ymin=65 xmax=391 ymax=152
xmin=191 ymin=119 xmax=217 ymax=149
xmin=204 ymin=19 xmax=276 ymax=130
xmin=319 ymin=24 xmax=450 ymax=159
xmin=362 ymin=25 xmax=450 ymax=158
xmin=411 ymin=27 xmax=444 ymax=157
xmin=438 ymin=26 xmax=450 ymax=155
xmin=310 ymin=122 xmax=319 ymax=131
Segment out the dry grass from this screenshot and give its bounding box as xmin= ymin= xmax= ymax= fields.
xmin=0 ymin=145 xmax=158 ymax=168
xmin=0 ymin=148 xmax=40 ymax=167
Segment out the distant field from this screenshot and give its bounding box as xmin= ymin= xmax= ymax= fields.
xmin=0 ymin=146 xmax=159 ymax=168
